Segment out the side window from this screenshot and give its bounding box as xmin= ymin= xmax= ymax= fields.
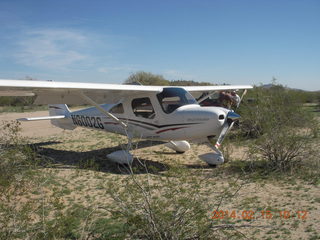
xmin=132 ymin=97 xmax=155 ymax=119
xmin=110 ymin=103 xmax=124 ymax=114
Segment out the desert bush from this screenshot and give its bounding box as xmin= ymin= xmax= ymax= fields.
xmin=0 ymin=121 xmax=40 ymax=239
xmin=0 ymin=121 xmax=39 ymax=188
xmin=0 ymin=121 xmax=98 ymax=239
xmin=238 ymin=84 xmax=317 ymax=172
xmin=238 ymin=84 xmax=317 ymax=138
xmin=248 ymin=127 xmax=314 ymax=172
xmin=105 ymin=163 xmax=245 ymax=240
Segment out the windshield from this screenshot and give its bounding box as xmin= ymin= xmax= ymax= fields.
xmin=157 ymin=87 xmax=198 ymax=114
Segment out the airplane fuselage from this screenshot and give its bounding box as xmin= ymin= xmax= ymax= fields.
xmin=67 ymin=102 xmax=229 ymax=142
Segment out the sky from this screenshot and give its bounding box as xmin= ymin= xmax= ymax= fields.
xmin=0 ymin=0 xmax=319 ymax=90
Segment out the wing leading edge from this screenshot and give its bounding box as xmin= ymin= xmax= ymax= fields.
xmin=0 ymin=79 xmax=253 ymax=104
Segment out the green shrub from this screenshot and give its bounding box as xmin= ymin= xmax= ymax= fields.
xmin=248 ymin=127 xmax=314 ymax=172
xmin=238 ymin=84 xmax=317 ymax=172
xmin=0 ymin=121 xmax=39 ymax=187
xmin=238 ymin=84 xmax=316 ymax=138
xmin=0 ymin=121 xmax=41 ymax=239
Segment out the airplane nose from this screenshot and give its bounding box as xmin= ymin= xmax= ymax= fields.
xmin=216 ymin=110 xmax=240 ymax=127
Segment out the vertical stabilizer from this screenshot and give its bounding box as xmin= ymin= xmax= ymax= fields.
xmin=48 ymin=104 xmax=76 ymax=130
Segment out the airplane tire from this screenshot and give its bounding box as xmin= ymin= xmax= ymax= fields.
xmin=176 ymin=151 xmax=185 ymax=154
xmin=207 ymin=164 xmax=217 ymax=168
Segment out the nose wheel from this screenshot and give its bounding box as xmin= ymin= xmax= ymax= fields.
xmin=199 ymin=144 xmax=224 ymax=166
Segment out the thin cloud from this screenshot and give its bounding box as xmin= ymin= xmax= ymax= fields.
xmin=14 ymin=29 xmax=88 ymax=69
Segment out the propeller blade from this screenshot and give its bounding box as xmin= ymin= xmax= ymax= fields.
xmin=215 ymin=121 xmax=234 ymax=147
xmin=236 ymin=89 xmax=247 ymax=109
xmin=214 ymin=111 xmax=240 ymax=148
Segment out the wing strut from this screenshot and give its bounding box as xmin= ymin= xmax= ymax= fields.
xmin=78 ymin=92 xmax=127 ymax=129
xmin=197 ymin=91 xmax=216 ymax=103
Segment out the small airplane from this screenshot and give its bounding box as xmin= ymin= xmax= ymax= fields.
xmin=0 ymin=79 xmax=252 ymax=166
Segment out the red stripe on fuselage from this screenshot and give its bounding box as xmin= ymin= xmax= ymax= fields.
xmin=156 ymin=127 xmax=187 ymax=134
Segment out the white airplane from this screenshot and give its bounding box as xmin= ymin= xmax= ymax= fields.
xmin=0 ymin=79 xmax=252 ymax=166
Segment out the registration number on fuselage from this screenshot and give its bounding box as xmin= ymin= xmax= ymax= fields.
xmin=71 ymin=115 xmax=104 ymax=129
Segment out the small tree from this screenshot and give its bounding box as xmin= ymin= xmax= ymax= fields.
xmin=125 ymin=71 xmax=170 ymax=86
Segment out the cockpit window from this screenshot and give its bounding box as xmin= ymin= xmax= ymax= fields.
xmin=157 ymin=87 xmax=198 ymax=114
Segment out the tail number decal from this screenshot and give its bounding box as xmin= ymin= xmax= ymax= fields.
xmin=71 ymin=115 xmax=104 ymax=129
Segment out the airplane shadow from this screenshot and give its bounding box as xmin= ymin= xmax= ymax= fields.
xmin=2 ymin=139 xmax=212 ymax=175
xmin=186 ymin=164 xmax=217 ymax=169
xmin=29 ymin=140 xmax=170 ymax=175
xmin=153 ymin=151 xmax=184 ymax=155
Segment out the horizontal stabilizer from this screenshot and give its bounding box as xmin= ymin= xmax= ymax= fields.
xmin=17 ymin=115 xmax=66 ymax=121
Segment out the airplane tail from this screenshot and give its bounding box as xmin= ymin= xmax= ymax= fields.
xmin=48 ymin=104 xmax=76 ymax=130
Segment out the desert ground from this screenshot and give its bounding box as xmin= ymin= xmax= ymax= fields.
xmin=1 ymin=109 xmax=319 ymax=239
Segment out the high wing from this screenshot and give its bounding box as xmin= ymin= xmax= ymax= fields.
xmin=0 ymin=79 xmax=252 ymax=104
xmin=0 ymin=79 xmax=163 ymax=104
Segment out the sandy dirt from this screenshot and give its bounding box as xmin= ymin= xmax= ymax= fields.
xmin=1 ymin=110 xmax=319 ymax=239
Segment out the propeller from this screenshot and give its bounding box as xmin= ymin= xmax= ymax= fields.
xmin=200 ymin=91 xmax=244 ymax=166
xmin=213 ymin=89 xmax=245 ymax=147
xmin=207 ymin=110 xmax=240 ymax=154
xmin=201 ymin=111 xmax=241 ymax=166
xmin=212 ymin=89 xmax=245 ymax=147
xmin=215 ymin=111 xmax=240 ymax=147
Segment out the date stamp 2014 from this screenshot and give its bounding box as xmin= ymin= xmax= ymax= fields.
xmin=211 ymin=210 xmax=308 ymax=220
